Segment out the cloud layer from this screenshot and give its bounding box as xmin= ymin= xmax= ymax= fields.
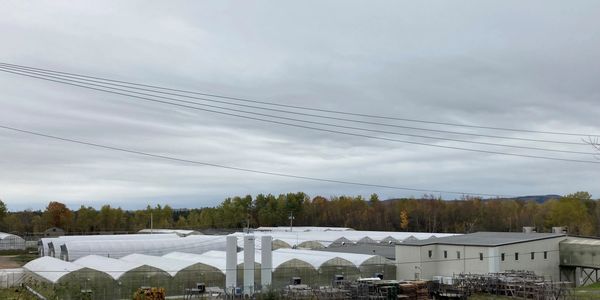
xmin=1 ymin=1 xmax=599 ymax=210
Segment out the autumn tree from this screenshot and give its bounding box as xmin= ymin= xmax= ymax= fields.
xmin=400 ymin=210 xmax=409 ymax=230
xmin=42 ymin=201 xmax=72 ymax=230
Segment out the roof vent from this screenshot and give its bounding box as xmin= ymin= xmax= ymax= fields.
xmin=552 ymin=226 xmax=567 ymax=234
xmin=522 ymin=227 xmax=535 ymax=233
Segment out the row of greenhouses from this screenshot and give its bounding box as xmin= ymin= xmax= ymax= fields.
xmin=233 ymin=230 xmax=458 ymax=249
xmin=38 ymin=230 xmax=453 ymax=262
xmin=23 ymin=249 xmax=395 ymax=299
xmin=39 ymin=234 xmax=226 ymax=261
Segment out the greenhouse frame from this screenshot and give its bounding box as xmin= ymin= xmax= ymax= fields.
xmin=0 ymin=232 xmax=26 ymax=250
xmin=75 ymin=255 xmax=173 ymax=299
xmin=60 ymin=235 xmax=226 ymax=261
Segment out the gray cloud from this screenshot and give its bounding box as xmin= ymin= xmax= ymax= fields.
xmin=0 ymin=0 xmax=599 ymax=210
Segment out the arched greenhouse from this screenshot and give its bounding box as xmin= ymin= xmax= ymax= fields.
xmin=74 ymin=255 xmax=172 ymax=299
xmin=23 ymin=256 xmax=115 ymax=300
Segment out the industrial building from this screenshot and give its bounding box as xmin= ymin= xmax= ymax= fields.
xmin=395 ymin=231 xmax=567 ymax=281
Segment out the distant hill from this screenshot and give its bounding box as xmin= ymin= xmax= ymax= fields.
xmin=512 ymin=195 xmax=562 ymax=203
xmin=383 ymin=195 xmax=562 ymax=204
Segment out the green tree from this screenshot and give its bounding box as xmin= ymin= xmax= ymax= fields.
xmin=546 ymin=193 xmax=594 ymax=235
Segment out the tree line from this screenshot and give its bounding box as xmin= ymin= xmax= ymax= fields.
xmin=0 ymin=191 xmax=597 ymax=236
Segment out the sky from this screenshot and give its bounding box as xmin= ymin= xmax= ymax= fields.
xmin=0 ymin=1 xmax=599 ymax=211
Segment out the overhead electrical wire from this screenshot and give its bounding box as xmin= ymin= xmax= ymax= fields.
xmin=3 ymin=62 xmax=598 ymax=138
xmin=0 ymin=63 xmax=590 ymax=146
xmin=0 ymin=124 xmax=513 ymax=198
xmin=0 ymin=67 xmax=598 ymax=163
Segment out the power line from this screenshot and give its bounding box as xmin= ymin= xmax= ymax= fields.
xmin=0 ymin=124 xmax=513 ymax=198
xmin=0 ymin=63 xmax=588 ymax=146
xmin=1 ymin=67 xmax=598 ymax=162
xmin=1 ymin=62 xmax=598 ymax=138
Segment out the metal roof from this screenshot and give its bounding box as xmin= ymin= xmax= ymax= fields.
xmin=399 ymin=232 xmax=566 ymax=247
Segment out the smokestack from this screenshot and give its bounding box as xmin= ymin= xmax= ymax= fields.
xmin=261 ymin=236 xmax=273 ymax=289
xmin=226 ymin=236 xmax=237 ymax=293
xmin=244 ymin=235 xmax=255 ymax=295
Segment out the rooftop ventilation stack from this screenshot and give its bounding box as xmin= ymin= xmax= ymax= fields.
xmin=261 ymin=235 xmax=273 ymax=289
xmin=244 ymin=235 xmax=255 ymax=295
xmin=226 ymin=236 xmax=237 ymax=294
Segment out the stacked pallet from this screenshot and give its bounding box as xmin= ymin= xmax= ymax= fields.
xmin=414 ymin=281 xmax=429 ymax=300
xmin=397 ymin=281 xmax=429 ymax=300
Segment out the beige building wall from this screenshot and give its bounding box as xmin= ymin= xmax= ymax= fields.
xmin=396 ymin=245 xmax=422 ymax=280
xmin=497 ymin=237 xmax=563 ymax=280
xmin=396 ymin=236 xmax=565 ymax=280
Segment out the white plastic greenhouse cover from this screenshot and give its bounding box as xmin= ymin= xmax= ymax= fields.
xmin=74 ymin=255 xmax=143 ymax=280
xmin=255 ymin=227 xmax=353 ymax=232
xmin=272 ymin=249 xmax=353 ymax=270
xmin=234 ymin=230 xmax=459 ymax=249
xmin=53 ymin=233 xmax=180 ymax=258
xmin=120 ymin=253 xmax=196 ymax=276
xmin=57 ymin=233 xmax=180 ymax=242
xmin=138 ymin=229 xmax=200 ymax=236
xmin=40 ymin=238 xmax=58 ymax=256
xmin=23 ymin=256 xmax=83 ymax=283
xmin=162 ymin=252 xmax=227 ymax=274
xmin=62 ymin=235 xmax=227 ymax=261
xmin=202 ymin=250 xmax=263 ymax=265
xmin=0 ymin=232 xmax=26 ymax=250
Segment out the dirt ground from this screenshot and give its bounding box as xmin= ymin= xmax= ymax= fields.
xmin=0 ymin=256 xmax=22 ymax=268
xmin=0 ymin=253 xmax=38 ymax=269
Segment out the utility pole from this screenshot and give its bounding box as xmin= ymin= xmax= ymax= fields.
xmin=246 ymin=213 xmax=250 ymax=233
xmin=150 ymin=212 xmax=153 ymax=234
xmin=289 ymin=212 xmax=295 ymax=232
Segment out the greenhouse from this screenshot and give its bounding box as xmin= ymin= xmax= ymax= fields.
xmin=38 ymin=237 xmax=57 ymax=256
xmin=270 ymin=250 xmax=347 ymax=288
xmin=162 ymin=251 xmax=227 ymax=288
xmin=60 ymin=235 xmax=227 ymax=261
xmin=240 ymin=230 xmax=459 ymax=249
xmin=122 ymin=253 xmax=224 ymax=294
xmin=273 ymin=249 xmax=359 ymax=287
xmin=297 ymin=240 xmax=327 ymax=249
xmin=75 ymin=255 xmax=172 ymax=299
xmin=138 ymin=229 xmax=201 ymax=236
xmin=200 ymin=250 xmax=262 ymax=288
xmin=50 ymin=233 xmax=180 ymax=259
xmin=335 ymin=251 xmax=396 ymax=280
xmin=0 ymin=232 xmax=26 ymax=250
xmin=23 ymin=256 xmax=115 ymax=300
xmin=271 ymin=257 xmax=318 ymax=289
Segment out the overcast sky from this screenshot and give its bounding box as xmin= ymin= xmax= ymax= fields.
xmin=1 ymin=1 xmax=599 ymax=211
